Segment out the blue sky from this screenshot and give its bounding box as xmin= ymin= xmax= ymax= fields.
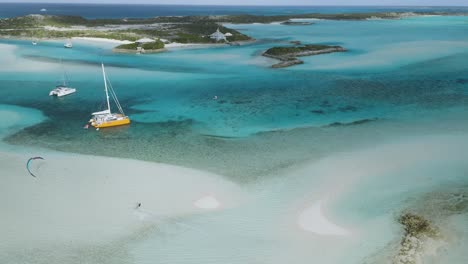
xmin=1 ymin=0 xmax=467 ymax=6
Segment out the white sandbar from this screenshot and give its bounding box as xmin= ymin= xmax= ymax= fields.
xmin=298 ymin=200 xmax=349 ymax=236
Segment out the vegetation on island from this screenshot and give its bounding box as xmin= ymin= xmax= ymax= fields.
xmin=2 ymin=28 xmax=141 ymax=41
xmin=394 ymin=213 xmax=440 ymax=264
xmin=213 ymin=12 xmax=446 ymax=23
xmin=0 ymin=11 xmax=463 ymax=49
xmin=214 ymin=13 xmax=395 ymax=24
xmin=264 ymin=44 xmax=344 ymax=56
xmin=1 ymin=11 xmax=462 ymax=56
xmin=1 ymin=10 xmax=454 ymax=43
xmin=115 ymin=39 xmax=165 ymax=50
xmin=398 ymin=213 xmax=439 ymax=238
xmin=0 ymin=14 xmax=251 ymax=46
xmin=263 ymin=44 xmax=346 ymax=68
xmin=0 ymin=12 xmax=419 ymax=28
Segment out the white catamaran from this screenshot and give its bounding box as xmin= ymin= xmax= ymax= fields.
xmin=89 ymin=64 xmax=130 ymax=128
xmin=49 ymin=62 xmax=76 ymax=97
xmin=64 ymin=39 xmax=73 ymax=48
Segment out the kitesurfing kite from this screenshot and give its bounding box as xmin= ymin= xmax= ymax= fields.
xmin=26 ymin=157 xmax=44 ymax=178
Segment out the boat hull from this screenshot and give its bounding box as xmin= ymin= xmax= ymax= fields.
xmin=49 ymin=87 xmax=76 ymax=97
xmin=91 ymin=117 xmax=130 ymax=128
xmin=89 ymin=64 xmax=130 ymax=129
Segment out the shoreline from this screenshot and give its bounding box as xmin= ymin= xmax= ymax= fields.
xmin=0 ymin=36 xmax=256 ymax=52
xmin=111 ymin=39 xmax=256 ymax=53
xmin=112 ymin=47 xmax=168 ymax=54
xmin=1 ymin=100 xmax=468 ymax=262
xmin=0 ymin=102 xmax=249 ymax=264
xmin=0 ymin=103 xmax=247 ymax=254
xmin=263 ymin=46 xmax=346 ymax=68
xmin=0 ymin=35 xmax=132 ymax=45
xmin=72 ymin=36 xmax=133 ymax=44
xmin=0 ymin=148 xmax=246 ymax=247
xmin=0 ymin=103 xmax=248 ymax=259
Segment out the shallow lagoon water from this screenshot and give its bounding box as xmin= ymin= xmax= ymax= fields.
xmin=1 ymin=14 xmax=468 ymax=263
xmin=3 ymin=16 xmax=468 ymax=175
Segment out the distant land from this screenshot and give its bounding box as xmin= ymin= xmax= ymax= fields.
xmin=0 ymin=11 xmax=465 ymax=54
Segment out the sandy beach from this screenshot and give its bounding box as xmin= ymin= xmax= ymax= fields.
xmin=2 ymin=101 xmax=468 ymax=263
xmin=71 ymin=37 xmax=133 ymax=45
xmin=0 ymin=150 xmax=245 ymax=248
xmin=2 ymin=7 xmax=468 ymax=263
xmin=0 ymin=103 xmax=247 ymax=257
xmin=0 ymin=103 xmax=363 ymax=263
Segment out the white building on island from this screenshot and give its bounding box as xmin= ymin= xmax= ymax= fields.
xmin=134 ymin=38 xmax=156 ymax=54
xmin=135 ymin=38 xmax=155 ymax=44
xmin=210 ymin=28 xmax=227 ymax=42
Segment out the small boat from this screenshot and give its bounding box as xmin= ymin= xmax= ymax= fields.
xmin=49 ymin=62 xmax=76 ymax=97
xmin=89 ymin=64 xmax=130 ymax=129
xmin=64 ymin=40 xmax=73 ymax=48
xmin=31 ymin=32 xmax=38 ymax=45
xmin=49 ymin=85 xmax=76 ymax=97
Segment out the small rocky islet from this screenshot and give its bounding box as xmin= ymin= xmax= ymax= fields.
xmin=262 ymin=44 xmax=346 ymax=68
xmin=280 ymin=21 xmax=314 ymax=25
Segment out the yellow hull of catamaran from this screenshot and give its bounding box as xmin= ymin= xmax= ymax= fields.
xmin=91 ymin=117 xmax=131 ymax=128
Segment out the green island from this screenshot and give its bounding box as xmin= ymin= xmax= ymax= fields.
xmin=113 ymin=40 xmax=166 ymax=53
xmin=0 ymin=14 xmax=253 ymax=53
xmin=0 ymin=11 xmax=463 ymax=54
xmin=262 ymin=44 xmax=346 ymax=68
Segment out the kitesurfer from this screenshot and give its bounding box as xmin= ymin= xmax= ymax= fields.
xmin=26 ymin=157 xmax=44 ymax=178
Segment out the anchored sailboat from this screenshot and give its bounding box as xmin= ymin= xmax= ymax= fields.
xmin=64 ymin=39 xmax=73 ymax=48
xmin=31 ymin=29 xmax=38 ymax=45
xmin=49 ymin=62 xmax=76 ymax=97
xmin=89 ymin=64 xmax=130 ymax=128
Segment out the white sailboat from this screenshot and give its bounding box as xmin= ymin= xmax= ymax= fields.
xmin=49 ymin=62 xmax=76 ymax=97
xmin=89 ymin=64 xmax=130 ymax=128
xmin=64 ymin=39 xmax=73 ymax=48
xmin=31 ymin=31 xmax=38 ymax=45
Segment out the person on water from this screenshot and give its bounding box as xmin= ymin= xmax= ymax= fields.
xmin=136 ymin=202 xmax=141 ymax=209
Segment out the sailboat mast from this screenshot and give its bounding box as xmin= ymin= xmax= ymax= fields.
xmin=61 ymin=60 xmax=67 ymax=86
xmin=101 ymin=63 xmax=111 ymax=112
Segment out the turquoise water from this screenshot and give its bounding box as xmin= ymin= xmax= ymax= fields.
xmin=2 ymin=16 xmax=468 ymax=174
xmin=2 ymin=15 xmax=468 ymax=263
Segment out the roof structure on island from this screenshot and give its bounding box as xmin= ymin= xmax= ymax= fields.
xmin=135 ymin=38 xmax=155 ymax=43
xmin=210 ymin=28 xmax=226 ymax=41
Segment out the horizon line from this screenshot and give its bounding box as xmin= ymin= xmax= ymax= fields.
xmin=0 ymin=2 xmax=467 ymax=7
